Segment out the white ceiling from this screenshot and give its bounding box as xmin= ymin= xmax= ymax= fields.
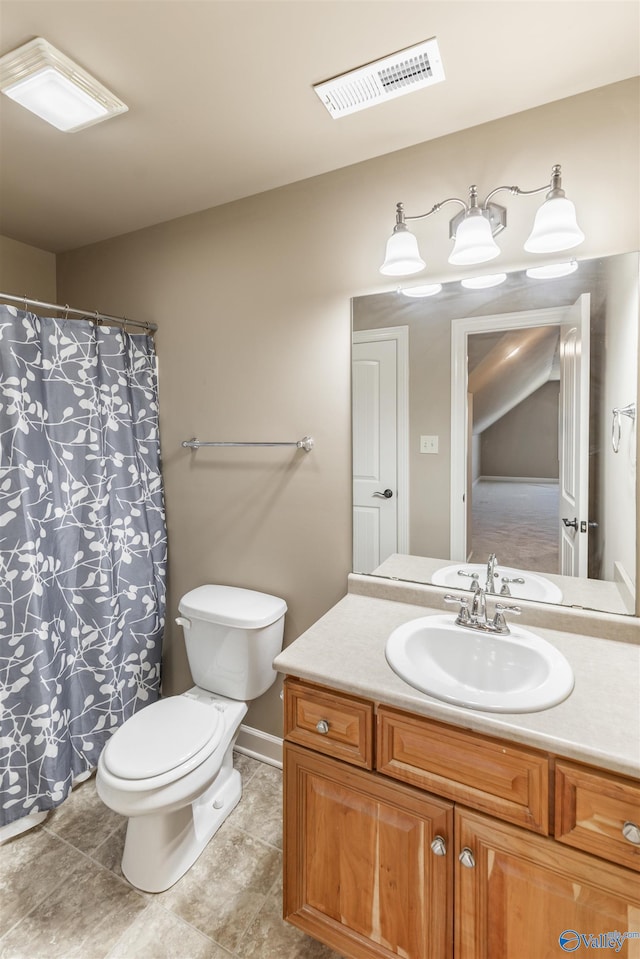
xmin=1 ymin=1 xmax=638 ymax=254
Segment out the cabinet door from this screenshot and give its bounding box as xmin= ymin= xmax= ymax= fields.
xmin=284 ymin=743 xmax=454 ymax=959
xmin=456 ymin=808 xmax=640 ymax=959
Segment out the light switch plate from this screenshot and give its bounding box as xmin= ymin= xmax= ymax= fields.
xmin=420 ymin=435 xmax=439 ymax=454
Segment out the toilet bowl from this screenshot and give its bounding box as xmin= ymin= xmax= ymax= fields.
xmin=96 ymin=585 xmax=286 ymax=893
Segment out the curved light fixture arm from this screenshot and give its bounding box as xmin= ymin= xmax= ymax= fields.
xmin=483 ymin=165 xmax=565 ymax=208
xmin=403 ymin=196 xmax=468 ymax=222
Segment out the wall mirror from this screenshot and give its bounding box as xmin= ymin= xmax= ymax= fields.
xmin=352 ymin=251 xmax=639 ymax=615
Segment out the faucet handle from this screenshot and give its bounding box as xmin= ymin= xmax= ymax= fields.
xmin=494 ymin=602 xmax=521 ymax=615
xmin=443 ymin=594 xmax=471 ymax=624
xmin=492 ymin=602 xmax=521 ymax=633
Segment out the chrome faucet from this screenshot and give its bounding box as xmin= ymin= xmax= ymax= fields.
xmin=485 ymin=552 xmax=498 ymax=593
xmin=470 ymin=580 xmax=486 ymax=621
xmin=444 ymin=581 xmax=521 ymax=634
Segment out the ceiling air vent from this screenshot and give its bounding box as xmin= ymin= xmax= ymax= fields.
xmin=313 ymin=38 xmax=445 ymax=119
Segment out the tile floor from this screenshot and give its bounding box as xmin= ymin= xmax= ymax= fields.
xmin=0 ymin=754 xmax=343 ymax=959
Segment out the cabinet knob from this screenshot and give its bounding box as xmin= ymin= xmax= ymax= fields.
xmin=430 ymin=835 xmax=447 ymax=856
xmin=622 ymin=821 xmax=640 ymax=845
xmin=458 ymin=847 xmax=476 ymax=868
xmin=315 ymin=720 xmax=330 ymax=735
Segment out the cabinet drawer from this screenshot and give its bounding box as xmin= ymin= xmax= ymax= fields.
xmin=377 ymin=706 xmax=549 ymax=834
xmin=284 ymin=679 xmax=373 ymax=769
xmin=555 ymin=761 xmax=640 ymax=872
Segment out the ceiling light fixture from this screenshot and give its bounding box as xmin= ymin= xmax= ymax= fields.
xmin=0 ymin=37 xmax=128 ymax=132
xmin=380 ymin=165 xmax=584 ymax=277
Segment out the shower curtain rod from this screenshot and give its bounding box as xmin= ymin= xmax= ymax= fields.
xmin=0 ymin=292 xmax=157 ymax=333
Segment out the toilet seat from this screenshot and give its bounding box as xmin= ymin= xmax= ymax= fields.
xmin=102 ymin=697 xmax=222 ymax=784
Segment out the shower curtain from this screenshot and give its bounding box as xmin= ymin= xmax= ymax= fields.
xmin=0 ymin=304 xmax=167 ymax=829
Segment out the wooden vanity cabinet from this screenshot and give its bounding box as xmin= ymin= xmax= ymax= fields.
xmin=282 ymin=679 xmax=640 ymax=959
xmin=284 ymin=743 xmax=453 ymax=959
xmin=456 ymin=808 xmax=640 ymax=959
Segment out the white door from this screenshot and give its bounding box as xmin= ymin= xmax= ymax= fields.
xmin=352 ymin=335 xmax=403 ymax=573
xmin=559 ymin=293 xmax=591 ymax=576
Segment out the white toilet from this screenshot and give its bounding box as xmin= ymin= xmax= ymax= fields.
xmin=96 ymin=584 xmax=287 ymax=893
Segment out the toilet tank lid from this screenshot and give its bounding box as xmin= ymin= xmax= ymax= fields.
xmin=178 ymin=585 xmax=287 ymax=629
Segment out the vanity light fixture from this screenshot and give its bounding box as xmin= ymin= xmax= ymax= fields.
xmin=526 ymin=259 xmax=579 ymax=279
xmin=380 ymin=165 xmax=584 ymax=277
xmin=399 ymin=283 xmax=442 ymax=298
xmin=460 ymin=273 xmax=507 ymax=290
xmin=0 ymin=37 xmax=128 ymax=132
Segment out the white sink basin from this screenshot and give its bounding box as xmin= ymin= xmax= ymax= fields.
xmin=385 ymin=614 xmax=574 ymax=712
xmin=431 ymin=564 xmax=563 ymax=603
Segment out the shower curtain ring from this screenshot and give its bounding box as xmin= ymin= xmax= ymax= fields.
xmin=64 ymin=304 xmax=70 ymax=319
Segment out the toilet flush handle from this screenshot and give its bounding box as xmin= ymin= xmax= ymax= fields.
xmin=175 ymin=616 xmax=191 ymax=630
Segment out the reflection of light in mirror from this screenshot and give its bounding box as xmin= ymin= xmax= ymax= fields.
xmin=505 ymin=346 xmax=521 ymax=359
xmin=461 ymin=273 xmax=507 ymax=289
xmin=526 ymin=259 xmax=579 ymax=279
xmin=399 ymin=283 xmax=443 ymax=298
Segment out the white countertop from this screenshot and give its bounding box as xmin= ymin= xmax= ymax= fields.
xmin=274 ymin=586 xmax=640 ymax=779
xmin=373 ymin=553 xmax=633 ymax=615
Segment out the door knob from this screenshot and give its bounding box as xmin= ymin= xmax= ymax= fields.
xmin=373 ymin=489 xmax=393 ymax=498
xmin=562 ymin=517 xmax=578 ymax=530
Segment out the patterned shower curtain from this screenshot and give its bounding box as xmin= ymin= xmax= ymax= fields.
xmin=0 ymin=305 xmax=167 ymax=828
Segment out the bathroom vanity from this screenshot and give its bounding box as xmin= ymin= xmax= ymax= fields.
xmin=274 ymin=576 xmax=640 ymax=959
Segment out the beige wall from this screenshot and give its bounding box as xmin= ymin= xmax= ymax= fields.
xmin=56 ymin=79 xmax=640 ymax=737
xmin=0 ymin=236 xmax=57 ymax=301
xmin=480 ymin=382 xmax=560 ymax=479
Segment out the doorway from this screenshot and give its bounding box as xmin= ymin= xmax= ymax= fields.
xmin=352 ymin=327 xmax=409 ymax=573
xmin=450 ymin=298 xmax=590 ymax=576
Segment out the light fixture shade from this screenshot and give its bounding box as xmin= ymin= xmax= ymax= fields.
xmin=524 ymin=196 xmax=584 ymax=253
xmin=400 ymin=283 xmax=442 ymax=297
xmin=448 ymin=212 xmax=500 ymax=266
xmin=461 ymin=273 xmax=507 ymax=290
xmin=526 ymin=260 xmax=579 ymax=279
xmin=380 ymin=227 xmax=426 ymax=276
xmin=0 ymin=37 xmax=128 ymax=132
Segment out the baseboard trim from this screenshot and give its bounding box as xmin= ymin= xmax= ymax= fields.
xmin=0 ymin=810 xmax=48 ymax=844
xmin=478 ymin=475 xmax=559 ymax=484
xmin=235 ymin=724 xmax=283 ymax=769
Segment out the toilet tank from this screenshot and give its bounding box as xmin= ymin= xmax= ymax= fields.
xmin=176 ymin=585 xmax=287 ymax=701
